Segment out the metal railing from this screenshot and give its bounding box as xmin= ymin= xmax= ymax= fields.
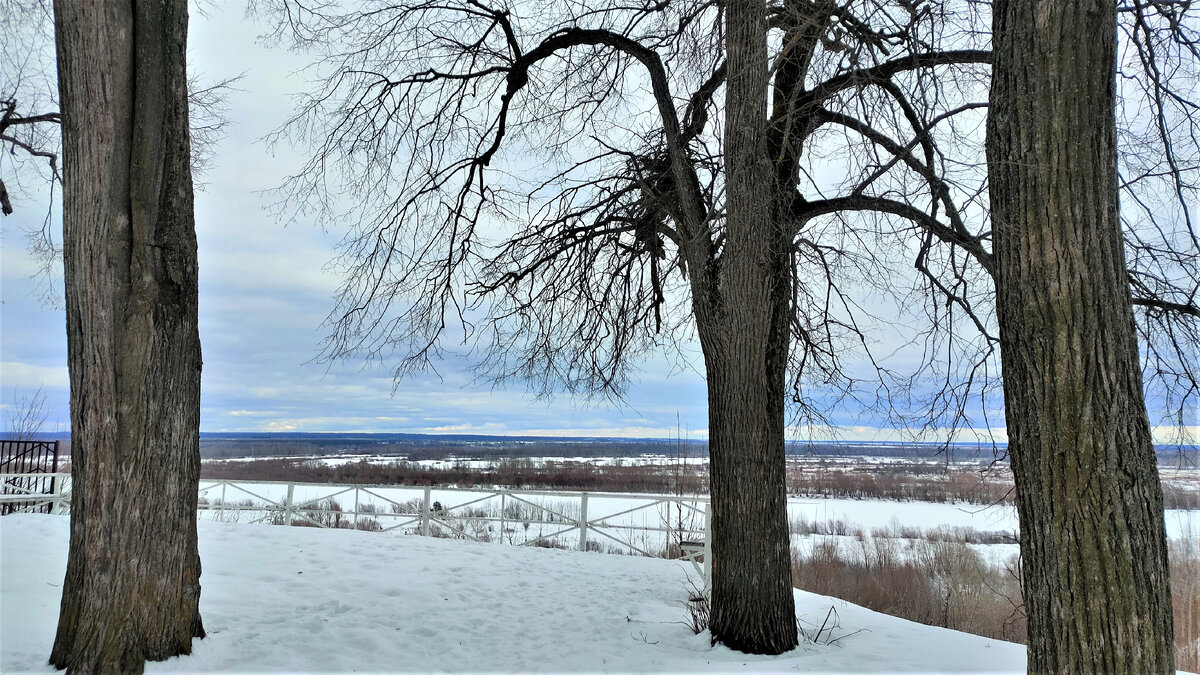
xmin=0 ymin=441 xmax=61 ymax=515
xmin=0 ymin=474 xmax=711 ymax=589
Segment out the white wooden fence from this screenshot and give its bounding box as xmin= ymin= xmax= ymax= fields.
xmin=0 ymin=472 xmax=71 ymax=515
xmin=0 ymin=473 xmax=711 ymax=588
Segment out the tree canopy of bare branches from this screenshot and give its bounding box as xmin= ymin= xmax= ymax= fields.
xmin=260 ymin=0 xmax=1197 ymax=655
xmin=259 ymin=0 xmax=1007 ymax=423
xmin=1 ymin=0 xmax=238 ymax=222
xmin=0 ymin=0 xmax=59 ymax=217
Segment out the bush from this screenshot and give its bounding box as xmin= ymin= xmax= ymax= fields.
xmin=790 ymin=515 xmax=862 ymax=537
xmin=1172 ymin=532 xmax=1200 ymax=672
xmin=791 ymin=534 xmax=1025 ymax=643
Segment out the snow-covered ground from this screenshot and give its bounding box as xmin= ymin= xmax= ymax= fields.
xmin=2 ymin=514 xmax=1027 ymax=673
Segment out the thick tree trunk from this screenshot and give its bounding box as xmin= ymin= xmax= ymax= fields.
xmin=698 ymin=0 xmax=798 ymax=654
xmin=702 ymin=337 xmax=797 ymax=655
xmin=987 ymin=1 xmax=1174 ymax=672
xmin=50 ymin=1 xmax=205 ymax=672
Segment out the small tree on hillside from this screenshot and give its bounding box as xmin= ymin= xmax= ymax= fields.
xmin=4 ymin=387 xmax=50 ymax=441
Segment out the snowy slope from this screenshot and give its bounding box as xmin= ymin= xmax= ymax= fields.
xmin=1 ymin=514 xmax=1025 ymax=673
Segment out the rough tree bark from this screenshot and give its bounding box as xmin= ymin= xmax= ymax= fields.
xmin=49 ymin=0 xmax=205 ymax=672
xmin=987 ymin=1 xmax=1175 ymax=672
xmin=699 ymin=0 xmax=798 ymax=653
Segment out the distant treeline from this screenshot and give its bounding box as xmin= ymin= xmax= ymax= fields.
xmin=196 ymin=433 xmax=1196 ymax=464
xmin=198 ymin=438 xmax=706 ymax=460
xmin=196 ymin=432 xmax=1018 ymax=461
xmin=14 ymin=429 xmax=1194 ymax=468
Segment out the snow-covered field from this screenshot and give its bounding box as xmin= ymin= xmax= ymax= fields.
xmin=206 ymin=454 xmax=714 ymax=468
xmin=205 ymin=453 xmax=1000 ymax=470
xmin=1 ymin=514 xmax=1027 ymax=673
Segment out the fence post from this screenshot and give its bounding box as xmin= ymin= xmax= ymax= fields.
xmin=578 ymin=492 xmax=589 ymax=551
xmin=284 ymin=483 xmax=295 ymax=526
xmin=421 ymin=486 xmax=431 ymax=537
xmin=49 ymin=441 xmax=59 ymax=513
xmin=54 ymin=475 xmax=69 ymax=515
xmin=703 ymin=501 xmax=712 ymax=594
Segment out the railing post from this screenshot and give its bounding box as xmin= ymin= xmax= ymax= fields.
xmin=421 ymin=486 xmax=431 ymax=537
xmin=703 ymin=501 xmax=712 ymax=594
xmin=54 ymin=475 xmax=69 ymax=515
xmin=49 ymin=441 xmax=60 ymax=514
xmin=284 ymin=483 xmax=295 ymax=526
xmin=578 ymin=492 xmax=589 ymax=551
xmin=500 ymin=492 xmax=506 ymax=545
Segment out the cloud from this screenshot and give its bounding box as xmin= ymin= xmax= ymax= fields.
xmin=1152 ymin=425 xmax=1199 ymax=445
xmin=0 ymin=362 xmax=69 ymax=389
xmin=509 ymin=426 xmax=710 ymax=439
xmin=785 ymin=424 xmax=1007 ymax=444
xmin=423 ymin=422 xmax=511 ymax=433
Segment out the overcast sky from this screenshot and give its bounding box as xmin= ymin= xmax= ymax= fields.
xmin=0 ymin=7 xmax=1193 ymax=443
xmin=1 ymin=9 xmax=723 ymax=439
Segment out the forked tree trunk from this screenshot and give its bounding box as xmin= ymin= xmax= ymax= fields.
xmin=987 ymin=1 xmax=1174 ymax=672
xmin=50 ymin=1 xmax=205 ymax=672
xmin=697 ymin=0 xmax=798 ymax=654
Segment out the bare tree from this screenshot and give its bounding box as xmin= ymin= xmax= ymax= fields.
xmin=857 ymin=1 xmax=1198 ymax=668
xmin=986 ymin=0 xmax=1183 ymax=671
xmin=4 ymin=387 xmax=50 ymax=441
xmin=258 ymin=0 xmax=1001 ymax=653
xmin=259 ymin=0 xmax=1197 ymax=657
xmin=49 ymin=0 xmax=205 ymax=671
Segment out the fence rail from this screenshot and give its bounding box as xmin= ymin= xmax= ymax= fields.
xmin=0 ymin=474 xmax=711 ymax=588
xmin=0 ymin=472 xmax=70 ymax=515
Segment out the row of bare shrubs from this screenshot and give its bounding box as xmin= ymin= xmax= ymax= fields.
xmin=788 ymin=463 xmax=1198 ymax=509
xmin=199 ymin=495 xmax=388 ymax=531
xmin=788 ymin=464 xmax=1194 ymax=508
xmin=200 ymin=456 xmax=1200 ymax=508
xmin=198 ymin=493 xmax=645 ymax=551
xmin=790 ymin=529 xmax=1200 ymax=672
xmin=1171 ymin=537 xmax=1200 ymax=672
xmin=201 ymin=457 xmax=706 ymax=494
xmin=789 ymin=514 xmax=1018 ymax=545
xmin=786 ymin=466 xmax=1015 ymax=505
